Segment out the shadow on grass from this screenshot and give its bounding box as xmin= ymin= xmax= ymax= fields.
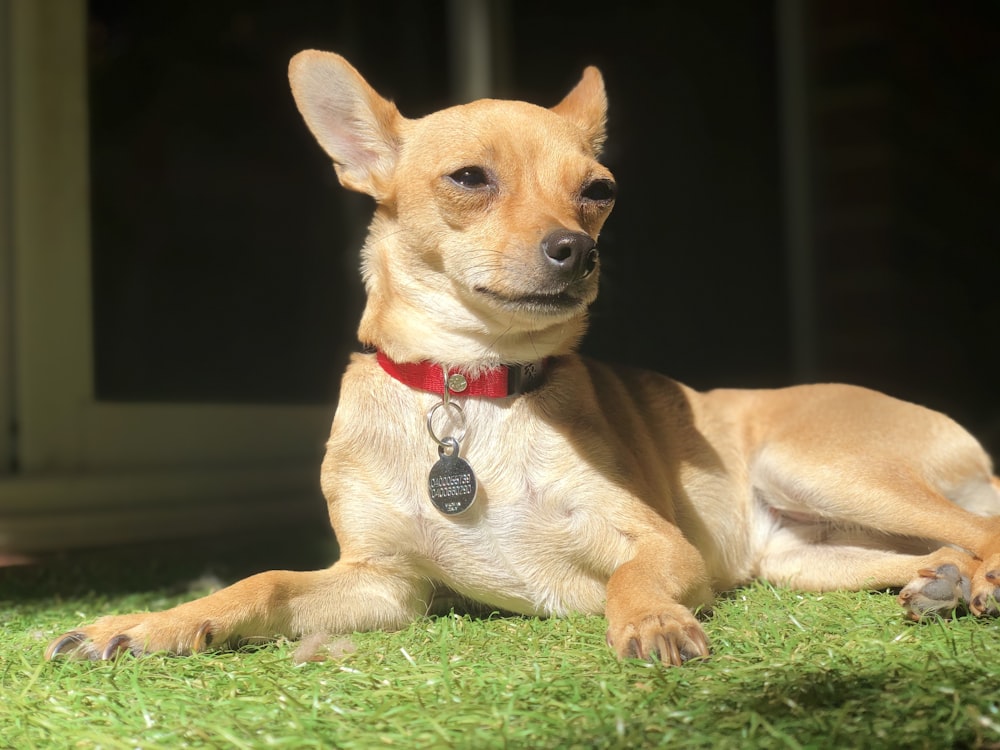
xmin=621 ymin=647 xmax=996 ymax=748
xmin=0 ymin=524 xmax=339 ymax=601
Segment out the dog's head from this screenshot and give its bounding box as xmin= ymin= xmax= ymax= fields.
xmin=289 ymin=52 xmax=616 ymax=366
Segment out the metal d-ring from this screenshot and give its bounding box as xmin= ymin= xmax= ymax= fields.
xmin=426 ymin=399 xmax=467 ymax=451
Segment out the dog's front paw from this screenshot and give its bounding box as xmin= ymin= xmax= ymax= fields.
xmin=46 ymin=613 xmax=215 ymax=660
xmin=898 ymin=564 xmax=970 ymax=620
xmin=606 ymin=603 xmax=709 ymax=666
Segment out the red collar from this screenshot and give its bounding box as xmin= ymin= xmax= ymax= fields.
xmin=376 ymin=351 xmax=547 ymax=398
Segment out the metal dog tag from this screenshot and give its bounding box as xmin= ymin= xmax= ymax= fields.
xmin=428 ymin=438 xmax=477 ymax=515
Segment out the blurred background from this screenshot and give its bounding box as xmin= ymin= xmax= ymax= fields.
xmin=1 ymin=0 xmax=998 ymax=556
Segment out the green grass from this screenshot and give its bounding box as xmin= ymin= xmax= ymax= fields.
xmin=2 ymin=537 xmax=1000 ymax=749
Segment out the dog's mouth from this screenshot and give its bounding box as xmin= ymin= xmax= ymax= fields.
xmin=473 ymin=286 xmax=590 ymax=315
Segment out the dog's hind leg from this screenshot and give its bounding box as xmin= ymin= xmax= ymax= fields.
xmin=748 ymin=386 xmax=1000 ymax=617
xmin=46 ymin=558 xmax=432 ymax=660
xmin=754 ymin=524 xmax=978 ymax=618
xmin=752 ymin=463 xmax=1000 ymax=619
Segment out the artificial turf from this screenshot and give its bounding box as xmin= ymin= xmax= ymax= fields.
xmin=2 ymin=531 xmax=999 ymax=749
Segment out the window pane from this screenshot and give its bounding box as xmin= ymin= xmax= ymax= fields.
xmin=88 ymin=0 xmax=448 ymax=403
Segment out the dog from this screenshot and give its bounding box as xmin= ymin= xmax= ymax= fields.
xmin=47 ymin=51 xmax=1000 ymax=665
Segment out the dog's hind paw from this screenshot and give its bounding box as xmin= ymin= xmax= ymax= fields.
xmin=606 ymin=604 xmax=709 ymax=666
xmin=897 ymin=564 xmax=970 ymax=620
xmin=970 ymin=562 xmax=1000 ymax=617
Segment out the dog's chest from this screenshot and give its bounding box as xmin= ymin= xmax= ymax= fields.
xmin=327 ymin=362 xmax=633 ymax=615
xmin=410 ymin=419 xmax=624 ymax=615
xmin=415 ymin=477 xmax=613 ymax=617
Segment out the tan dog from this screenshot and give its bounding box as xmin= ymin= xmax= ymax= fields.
xmin=47 ymin=52 xmax=1000 ymax=665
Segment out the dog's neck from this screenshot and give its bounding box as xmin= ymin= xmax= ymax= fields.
xmin=360 ymin=306 xmax=584 ymax=369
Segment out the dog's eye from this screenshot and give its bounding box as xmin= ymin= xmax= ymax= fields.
xmin=581 ymin=179 xmax=617 ymax=203
xmin=448 ymin=166 xmax=490 ymax=189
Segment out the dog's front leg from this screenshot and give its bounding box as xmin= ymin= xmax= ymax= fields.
xmin=47 ymin=558 xmax=430 ymax=660
xmin=604 ymin=530 xmax=713 ymax=666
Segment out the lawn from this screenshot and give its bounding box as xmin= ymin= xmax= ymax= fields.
xmin=2 ymin=532 xmax=999 ymax=749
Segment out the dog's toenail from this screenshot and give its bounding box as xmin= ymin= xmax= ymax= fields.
xmin=194 ymin=620 xmax=214 ymax=650
xmin=46 ymin=632 xmax=86 ymax=660
xmin=101 ymin=634 xmax=131 ymax=660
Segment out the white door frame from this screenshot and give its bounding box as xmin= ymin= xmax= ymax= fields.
xmin=0 ymin=0 xmax=13 ymax=477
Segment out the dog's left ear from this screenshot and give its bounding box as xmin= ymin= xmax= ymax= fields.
xmin=551 ymin=67 xmax=608 ymax=156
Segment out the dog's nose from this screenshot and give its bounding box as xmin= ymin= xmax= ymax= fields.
xmin=541 ymin=229 xmax=599 ymax=281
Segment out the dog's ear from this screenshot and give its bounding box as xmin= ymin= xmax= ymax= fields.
xmin=551 ymin=66 xmax=608 ymax=156
xmin=288 ymin=51 xmax=404 ymax=199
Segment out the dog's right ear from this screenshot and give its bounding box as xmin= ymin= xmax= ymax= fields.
xmin=288 ymin=51 xmax=404 ymax=199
